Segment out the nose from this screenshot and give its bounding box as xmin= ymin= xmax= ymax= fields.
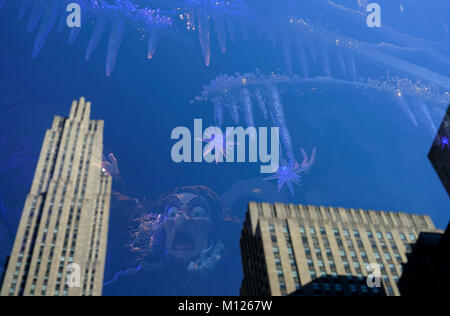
xmin=174 ymin=211 xmax=189 ymax=225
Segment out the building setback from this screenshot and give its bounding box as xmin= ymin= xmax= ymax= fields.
xmin=0 ymin=98 xmax=111 ymax=296
xmin=240 ymin=202 xmax=441 ymax=296
xmin=428 ymin=105 xmax=450 ymax=195
xmin=398 ymin=224 xmax=449 ymax=296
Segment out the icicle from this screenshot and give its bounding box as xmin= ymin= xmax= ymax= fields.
xmin=32 ymin=3 xmax=58 ymax=58
xmin=86 ymin=14 xmax=108 ymax=61
xmin=321 ymin=45 xmax=332 ymax=77
xmin=198 ymin=10 xmax=211 ymax=66
xmin=239 ymin=18 xmax=248 ymax=41
xmin=336 ymin=49 xmax=347 ymax=77
xmin=226 ymin=18 xmax=236 ymax=43
xmin=347 ymin=54 xmax=357 ymax=81
xmin=226 ymin=95 xmax=240 ymax=124
xmin=67 ymin=27 xmax=81 ymax=44
xmin=254 ymin=88 xmax=268 ymax=120
xmin=27 ymin=3 xmax=44 ymax=33
xmin=212 ymin=14 xmax=226 ymax=53
xmin=241 ymin=88 xmax=255 ymax=128
xmin=416 ymin=99 xmax=437 ymax=136
xmin=307 ymin=39 xmax=317 ymax=63
xmin=295 ymin=39 xmax=309 ymax=78
xmin=394 ymin=92 xmax=418 ymax=126
xmin=19 ymin=0 xmax=33 ymax=19
xmin=146 ymin=26 xmax=160 ymax=60
xmin=281 ymin=31 xmax=293 ymax=74
xmin=267 ymin=85 xmax=294 ymax=160
xmin=106 ymin=19 xmax=126 ymax=77
xmin=189 ymin=8 xmax=196 ymax=30
xmin=57 ymin=12 xmax=66 ymax=33
xmin=212 ymin=97 xmax=224 ymax=127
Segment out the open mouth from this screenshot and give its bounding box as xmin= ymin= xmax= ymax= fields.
xmin=172 ymin=231 xmax=195 ymax=251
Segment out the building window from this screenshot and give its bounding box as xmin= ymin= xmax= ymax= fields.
xmin=274 ymin=257 xmax=281 ymax=266
xmin=399 ymin=233 xmax=406 ymax=241
xmin=273 ymin=247 xmax=279 ymax=254
xmin=409 ymin=234 xmax=415 ymax=241
xmin=269 ymin=225 xmax=275 ymax=233
xmin=309 ymin=227 xmax=316 ymax=235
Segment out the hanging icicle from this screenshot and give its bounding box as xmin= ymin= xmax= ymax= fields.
xmin=86 ymin=14 xmax=108 ymax=61
xmin=198 ymin=9 xmax=211 ymax=66
xmin=106 ymin=18 xmax=126 ymax=77
xmin=32 ymin=3 xmax=58 ymax=58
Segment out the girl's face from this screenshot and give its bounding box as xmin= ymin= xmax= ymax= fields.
xmin=162 ymin=193 xmax=214 ymax=261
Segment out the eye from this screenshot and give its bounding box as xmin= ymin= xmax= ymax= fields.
xmin=190 ymin=206 xmax=207 ymax=218
xmin=166 ymin=207 xmax=180 ymax=218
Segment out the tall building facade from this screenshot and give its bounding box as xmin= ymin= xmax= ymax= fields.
xmin=240 ymin=202 xmax=441 ymax=296
xmin=0 ymin=98 xmax=112 ymax=296
xmin=428 ymin=105 xmax=450 ymax=195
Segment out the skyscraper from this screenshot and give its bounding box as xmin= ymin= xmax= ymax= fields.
xmin=240 ymin=202 xmax=441 ymax=296
xmin=428 ymin=105 xmax=450 ymax=195
xmin=0 ymin=98 xmax=111 ymax=296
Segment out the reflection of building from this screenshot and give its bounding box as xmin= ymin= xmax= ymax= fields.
xmin=0 ymin=98 xmax=111 ymax=296
xmin=398 ymin=224 xmax=449 ymax=296
xmin=240 ymin=202 xmax=441 ymax=296
xmin=428 ymin=105 xmax=450 ymax=195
